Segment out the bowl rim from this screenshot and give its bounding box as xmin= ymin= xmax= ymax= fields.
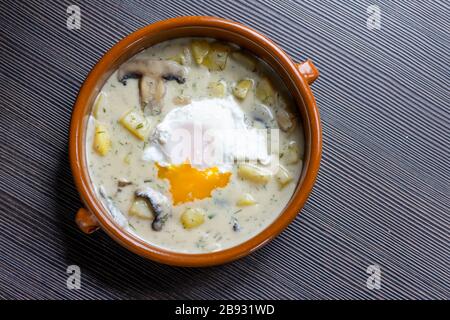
xmin=69 ymin=16 xmax=322 ymax=267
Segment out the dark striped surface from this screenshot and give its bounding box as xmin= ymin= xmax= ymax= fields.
xmin=0 ymin=0 xmax=449 ymax=299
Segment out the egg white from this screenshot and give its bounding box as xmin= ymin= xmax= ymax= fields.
xmin=142 ymin=97 xmax=269 ymax=171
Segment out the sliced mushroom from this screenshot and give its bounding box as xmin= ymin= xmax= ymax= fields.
xmin=251 ymin=104 xmax=275 ymax=128
xmin=139 ymin=76 xmax=166 ymax=114
xmin=135 ymin=187 xmax=171 ymax=231
xmin=118 ymin=59 xmax=187 ymax=84
xmin=118 ymin=59 xmax=188 ymax=111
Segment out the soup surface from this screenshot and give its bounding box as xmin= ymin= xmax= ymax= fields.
xmin=86 ymin=38 xmax=304 ymax=253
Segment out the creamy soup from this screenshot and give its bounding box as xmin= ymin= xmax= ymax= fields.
xmin=86 ymin=38 xmax=304 ymax=253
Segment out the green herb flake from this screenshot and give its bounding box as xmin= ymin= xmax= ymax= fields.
xmin=233 ymin=209 xmax=242 ymax=215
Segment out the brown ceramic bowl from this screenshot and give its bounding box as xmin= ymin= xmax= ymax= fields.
xmin=69 ymin=16 xmax=322 ymax=267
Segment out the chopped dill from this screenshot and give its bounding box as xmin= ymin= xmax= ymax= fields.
xmin=128 ymin=223 xmax=136 ymax=231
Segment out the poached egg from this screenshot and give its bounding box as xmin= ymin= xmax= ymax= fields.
xmin=143 ymin=97 xmax=269 ymax=204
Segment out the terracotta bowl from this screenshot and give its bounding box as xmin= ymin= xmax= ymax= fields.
xmin=69 ymin=16 xmax=322 ymax=267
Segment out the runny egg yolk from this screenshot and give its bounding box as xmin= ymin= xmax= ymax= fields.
xmin=156 ymin=163 xmax=231 ymax=205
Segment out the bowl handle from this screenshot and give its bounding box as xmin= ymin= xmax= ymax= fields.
xmin=75 ymin=207 xmax=100 ymax=234
xmin=297 ymin=59 xmax=319 ymax=85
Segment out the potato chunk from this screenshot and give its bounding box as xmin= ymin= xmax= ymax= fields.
xmin=123 ymin=152 xmax=131 ymax=165
xmin=275 ymin=165 xmax=293 ymax=189
xmin=191 ymin=40 xmax=210 ymax=65
xmin=237 ymin=163 xmax=272 ymax=184
xmin=129 ymin=199 xmax=152 ymax=219
xmin=233 ymin=79 xmax=253 ymax=100
xmin=256 ymin=78 xmax=275 ymax=105
xmin=283 ymin=141 xmax=300 ymax=164
xmin=202 ymin=42 xmax=231 ymax=71
xmin=168 ymin=47 xmax=191 ymax=66
xmin=173 ymin=95 xmax=191 ymax=106
xmin=208 ymin=81 xmax=226 ymax=97
xmin=181 ymin=208 xmax=206 ymax=229
xmin=93 ymin=123 xmax=111 ymax=156
xmin=276 ymin=108 xmax=296 ymax=132
xmin=119 ymin=109 xmax=152 ymax=140
xmin=231 ymin=51 xmax=256 ymax=71
xmin=237 ymin=193 xmax=257 ymax=206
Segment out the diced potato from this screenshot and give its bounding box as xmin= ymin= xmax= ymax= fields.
xmin=123 ymin=152 xmax=131 ymax=165
xmin=208 ymin=81 xmax=226 ymax=97
xmin=276 ymin=108 xmax=296 ymax=132
xmin=168 ymin=47 xmax=191 ymax=66
xmin=237 ymin=163 xmax=272 ymax=184
xmin=191 ymin=40 xmax=210 ymax=65
xmin=93 ymin=123 xmax=111 ymax=156
xmin=233 ymin=79 xmax=253 ymax=100
xmin=93 ymin=92 xmax=107 ymax=119
xmin=256 ymin=78 xmax=275 ymax=105
xmin=231 ymin=51 xmax=256 ymax=71
xmin=202 ymin=42 xmax=231 ymax=71
xmin=181 ymin=208 xmax=206 ymax=229
xmin=237 ymin=193 xmax=257 ymax=206
xmin=168 ymin=52 xmax=185 ymax=65
xmin=275 ymin=165 xmax=293 ymax=189
xmin=119 ymin=109 xmax=152 ymax=140
xmin=173 ymin=95 xmax=191 ymax=106
xmin=129 ymin=198 xmax=153 ymax=219
xmin=283 ymin=141 xmax=300 ymax=164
